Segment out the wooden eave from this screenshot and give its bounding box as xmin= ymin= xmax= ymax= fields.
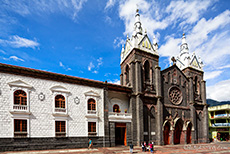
xmin=0 ymin=63 xmax=132 ymax=93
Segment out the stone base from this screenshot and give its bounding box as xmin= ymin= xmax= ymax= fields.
xmin=0 ymin=137 xmax=105 ymax=152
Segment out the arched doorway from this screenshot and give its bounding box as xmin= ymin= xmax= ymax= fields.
xmin=163 ymin=122 xmax=170 ymax=145
xmin=174 ymin=119 xmax=183 ymax=144
xmin=187 ymin=123 xmax=192 ymax=144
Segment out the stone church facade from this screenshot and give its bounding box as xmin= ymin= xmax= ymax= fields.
xmin=0 ymin=10 xmax=208 ymax=151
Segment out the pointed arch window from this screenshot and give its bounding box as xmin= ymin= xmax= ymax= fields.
xmin=125 ymin=65 xmax=129 ymax=85
xmin=144 ymin=61 xmax=150 ymax=82
xmin=14 ymin=90 xmax=27 ymax=105
xmin=88 ymin=99 xmax=96 ymax=111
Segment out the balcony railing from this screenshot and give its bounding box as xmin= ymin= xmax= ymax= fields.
xmin=87 ymin=110 xmax=97 ymax=114
xmin=214 ymin=114 xmax=228 ymax=118
xmin=88 ymin=132 xmax=97 ymax=136
xmin=14 ymin=132 xmax=27 ymax=138
xmin=55 ymin=108 xmax=66 ymax=113
xmin=55 ymin=132 xmax=66 ymax=137
xmin=212 ymin=123 xmax=230 ymax=127
xmin=108 ymin=112 xmax=132 ymax=122
xmin=13 ymin=104 xmax=28 ymax=111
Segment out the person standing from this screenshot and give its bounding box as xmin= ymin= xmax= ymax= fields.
xmin=130 ymin=143 xmax=133 ymax=153
xmin=88 ymin=139 xmax=93 ymax=150
xmin=144 ymin=141 xmax=147 ymax=151
xmin=149 ymin=142 xmax=153 ymax=153
xmin=141 ymin=142 xmax=145 ymax=152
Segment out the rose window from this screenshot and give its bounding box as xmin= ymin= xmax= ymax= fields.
xmin=168 ymin=86 xmax=182 ymax=105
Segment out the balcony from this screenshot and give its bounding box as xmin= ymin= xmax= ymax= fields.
xmin=85 ymin=110 xmax=98 ymax=118
xmin=55 ymin=108 xmax=66 ymax=113
xmin=108 ymin=112 xmax=132 ymax=122
xmin=212 ymin=123 xmax=230 ymax=127
xmin=13 ymin=104 xmax=28 ymax=111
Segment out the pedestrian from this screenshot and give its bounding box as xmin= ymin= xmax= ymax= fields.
xmin=144 ymin=141 xmax=147 ymax=151
xmin=130 ymin=143 xmax=133 ymax=153
xmin=149 ymin=141 xmax=153 ymax=153
xmin=88 ymin=139 xmax=93 ymax=150
xmin=141 ymin=142 xmax=145 ymax=152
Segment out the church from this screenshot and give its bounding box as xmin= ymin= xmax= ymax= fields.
xmin=0 ymin=10 xmax=209 ymax=151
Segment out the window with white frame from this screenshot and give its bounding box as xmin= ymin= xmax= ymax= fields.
xmin=14 ymin=119 xmax=27 ymax=138
xmin=55 ymin=121 xmax=66 ymax=137
xmin=8 ymin=80 xmax=32 ymax=112
xmin=13 ymin=90 xmax=27 ymax=110
xmin=50 ymin=85 xmax=70 ymax=114
xmin=88 ymin=122 xmax=97 ymax=136
xmin=55 ymin=95 xmax=66 ymax=113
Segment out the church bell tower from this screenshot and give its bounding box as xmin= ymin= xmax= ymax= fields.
xmin=120 ymin=9 xmax=164 ymax=145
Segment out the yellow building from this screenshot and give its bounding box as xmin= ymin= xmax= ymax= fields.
xmin=208 ymin=104 xmax=230 ymax=141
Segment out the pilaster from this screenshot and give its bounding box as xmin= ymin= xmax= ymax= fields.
xmin=155 ymin=66 xmax=163 ymax=145
xmin=201 ymin=80 xmax=209 ymax=143
xmin=188 ymin=77 xmax=197 ymax=144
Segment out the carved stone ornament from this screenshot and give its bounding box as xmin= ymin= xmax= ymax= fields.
xmin=38 ymin=92 xmax=45 ymax=101
xmin=74 ymin=97 xmax=80 ymax=105
xmin=168 ymin=86 xmax=183 ymax=105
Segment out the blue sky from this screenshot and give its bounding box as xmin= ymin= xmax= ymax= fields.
xmin=0 ymin=0 xmax=230 ymax=101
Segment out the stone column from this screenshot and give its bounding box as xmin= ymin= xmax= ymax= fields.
xmin=170 ymin=128 xmax=174 ymax=145
xmin=103 ymin=86 xmax=110 ymax=147
xmin=155 ymin=66 xmax=163 ymax=145
xmin=135 ymin=60 xmax=143 ymax=146
xmin=130 ymin=95 xmax=136 ymax=144
xmin=201 ymin=80 xmax=209 ymax=143
xmin=188 ymin=77 xmax=197 ymax=144
xmin=120 ymin=74 xmax=123 ymax=85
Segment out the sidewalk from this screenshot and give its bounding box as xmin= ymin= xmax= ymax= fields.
xmin=1 ymin=142 xmax=230 ymax=154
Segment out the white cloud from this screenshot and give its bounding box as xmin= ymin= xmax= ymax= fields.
xmin=59 ymin=62 xmax=71 ymax=71
xmin=93 ymin=70 xmax=98 ymax=74
xmin=0 ymin=50 xmax=6 ymax=54
xmin=0 ymin=35 xmax=39 ymax=49
xmin=105 ymin=0 xmax=116 ymax=10
xmin=116 ymin=0 xmax=213 ymax=40
xmin=97 ymin=57 xmax=103 ymax=67
xmin=88 ymin=57 xmax=103 ymax=73
xmin=88 ymin=62 xmax=95 ymax=71
xmin=165 ymin=0 xmax=212 ymax=27
xmin=0 ymin=0 xmax=87 ymax=21
xmin=207 ymin=79 xmax=230 ymax=101
xmin=3 ymin=56 xmax=24 ymax=62
xmin=204 ymin=71 xmax=223 ymax=80
xmin=113 ymin=37 xmax=126 ymax=48
xmin=108 ymin=79 xmax=120 ymax=85
xmin=218 ymin=64 xmax=230 ymax=69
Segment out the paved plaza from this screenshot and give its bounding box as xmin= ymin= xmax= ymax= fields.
xmin=1 ymin=142 xmax=230 ymax=154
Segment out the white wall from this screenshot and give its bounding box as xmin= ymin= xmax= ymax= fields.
xmin=0 ymin=72 xmax=104 ymax=137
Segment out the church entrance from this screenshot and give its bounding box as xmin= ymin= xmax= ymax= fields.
xmin=163 ymin=122 xmax=170 ymax=145
xmin=187 ymin=123 xmax=192 ymax=144
xmin=115 ymin=123 xmax=127 ymax=146
xmin=174 ymin=119 xmax=183 ymax=144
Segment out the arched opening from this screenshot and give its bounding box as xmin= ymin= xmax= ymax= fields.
xmin=125 ymin=65 xmax=129 ymax=85
xmin=55 ymin=95 xmax=65 ymax=108
xmin=194 ymin=76 xmax=198 ymax=93
xmin=14 ymin=90 xmax=27 ymax=105
xmin=163 ymin=122 xmax=170 ymax=145
xmin=174 ymin=119 xmax=183 ymax=144
xmin=113 ymin=104 xmax=120 ymax=113
xmin=88 ymin=98 xmax=96 ymax=111
xmin=144 ymin=61 xmax=150 ymax=82
xmin=187 ymin=122 xmax=192 ymax=144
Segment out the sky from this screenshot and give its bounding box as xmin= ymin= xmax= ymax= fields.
xmin=0 ymin=0 xmax=230 ymax=101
